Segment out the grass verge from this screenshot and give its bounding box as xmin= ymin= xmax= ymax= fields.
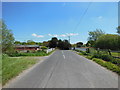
xmin=92 ymin=58 xmax=120 ymax=75
xmin=74 ymin=50 xmax=120 ymax=75
xmin=2 ymin=56 xmax=38 ymax=85
xmin=9 ymin=50 xmax=55 ymax=57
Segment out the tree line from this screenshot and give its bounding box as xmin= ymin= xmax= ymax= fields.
xmin=86 ymin=28 xmax=120 ymax=50
xmin=1 ymin=20 xmax=120 ymax=55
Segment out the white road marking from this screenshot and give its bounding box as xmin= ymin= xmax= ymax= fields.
xmin=63 ymin=55 xmax=65 ymax=59
xmin=61 ymin=51 xmax=65 ymax=59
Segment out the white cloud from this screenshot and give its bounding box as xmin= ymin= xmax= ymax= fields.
xmin=32 ymin=33 xmax=44 ymax=38
xmin=60 ymin=34 xmax=67 ymax=37
xmin=48 ymin=33 xmax=79 ymax=37
xmin=66 ymin=33 xmax=79 ymax=36
xmin=48 ymin=34 xmax=59 ymax=37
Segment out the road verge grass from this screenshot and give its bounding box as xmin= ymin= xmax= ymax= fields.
xmin=74 ymin=50 xmax=120 ymax=75
xmin=92 ymin=58 xmax=120 ymax=75
xmin=9 ymin=50 xmax=55 ymax=57
xmin=2 ymin=56 xmax=38 ymax=85
xmin=2 ymin=50 xmax=55 ymax=85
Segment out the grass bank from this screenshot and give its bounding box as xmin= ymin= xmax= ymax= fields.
xmin=2 ymin=55 xmax=38 ymax=85
xmin=74 ymin=49 xmax=120 ymax=75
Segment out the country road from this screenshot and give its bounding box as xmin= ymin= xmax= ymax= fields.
xmin=5 ymin=50 xmax=118 ymax=88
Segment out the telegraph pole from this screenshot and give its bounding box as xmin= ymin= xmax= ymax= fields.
xmin=68 ymin=36 xmax=70 ymax=44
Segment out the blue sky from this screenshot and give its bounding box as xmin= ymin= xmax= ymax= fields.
xmin=2 ymin=2 xmax=118 ymax=44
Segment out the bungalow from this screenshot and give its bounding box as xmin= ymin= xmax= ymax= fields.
xmin=15 ymin=45 xmax=40 ymax=51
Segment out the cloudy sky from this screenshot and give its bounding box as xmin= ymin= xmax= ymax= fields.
xmin=2 ymin=2 xmax=118 ymax=44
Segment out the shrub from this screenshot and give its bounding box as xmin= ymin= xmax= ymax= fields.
xmin=100 ymin=54 xmax=113 ymax=61
xmin=111 ymin=58 xmax=120 ymax=66
xmin=86 ymin=48 xmax=90 ymax=53
xmin=41 ymin=46 xmax=47 ymax=50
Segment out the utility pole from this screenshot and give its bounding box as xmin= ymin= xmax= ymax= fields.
xmin=68 ymin=36 xmax=70 ymax=44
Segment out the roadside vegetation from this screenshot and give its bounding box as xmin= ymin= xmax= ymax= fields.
xmin=75 ymin=49 xmax=120 ymax=75
xmin=74 ymin=28 xmax=120 ymax=75
xmin=2 ymin=54 xmax=38 ymax=85
xmin=9 ymin=50 xmax=54 ymax=57
xmin=1 ymin=20 xmax=56 ymax=85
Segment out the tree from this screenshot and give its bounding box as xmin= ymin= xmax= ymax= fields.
xmin=76 ymin=42 xmax=83 ymax=47
xmin=27 ymin=40 xmax=36 ymax=45
xmin=57 ymin=39 xmax=64 ymax=49
xmin=62 ymin=40 xmax=71 ymax=50
xmin=88 ymin=29 xmax=105 ymax=41
xmin=117 ymin=26 xmax=120 ymax=34
xmin=42 ymin=41 xmax=49 ymax=47
xmin=49 ymin=37 xmax=58 ymax=48
xmin=86 ymin=40 xmax=95 ymax=47
xmin=1 ymin=20 xmax=15 ymax=54
xmin=21 ymin=42 xmax=27 ymax=45
xmin=95 ymin=34 xmax=120 ymax=50
xmin=14 ymin=41 xmax=21 ymax=45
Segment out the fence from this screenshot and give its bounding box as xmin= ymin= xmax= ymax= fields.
xmin=46 ymin=48 xmax=55 ymax=53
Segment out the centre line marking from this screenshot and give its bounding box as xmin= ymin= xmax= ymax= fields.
xmin=63 ymin=55 xmax=65 ymax=59
xmin=62 ymin=50 xmax=65 ymax=59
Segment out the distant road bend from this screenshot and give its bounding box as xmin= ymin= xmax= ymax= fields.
xmin=5 ymin=50 xmax=118 ymax=88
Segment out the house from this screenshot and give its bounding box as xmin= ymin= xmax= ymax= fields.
xmin=15 ymin=45 xmax=40 ymax=51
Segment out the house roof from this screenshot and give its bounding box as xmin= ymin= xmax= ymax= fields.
xmin=15 ymin=45 xmax=40 ymax=47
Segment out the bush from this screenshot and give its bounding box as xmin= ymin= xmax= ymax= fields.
xmin=91 ymin=54 xmax=114 ymax=61
xmin=111 ymin=58 xmax=120 ymax=66
xmin=100 ymin=54 xmax=113 ymax=61
xmin=41 ymin=46 xmax=47 ymax=50
xmin=86 ymin=48 xmax=90 ymax=53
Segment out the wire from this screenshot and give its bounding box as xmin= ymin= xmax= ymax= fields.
xmin=73 ymin=2 xmax=92 ymax=33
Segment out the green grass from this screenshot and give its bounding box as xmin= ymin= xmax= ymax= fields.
xmin=74 ymin=49 xmax=120 ymax=75
xmin=2 ymin=56 xmax=38 ymax=85
xmin=111 ymin=52 xmax=120 ymax=57
xmin=92 ymin=58 xmax=120 ymax=75
xmin=9 ymin=50 xmax=55 ymax=57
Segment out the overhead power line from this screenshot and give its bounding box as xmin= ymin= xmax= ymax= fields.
xmin=73 ymin=2 xmax=92 ymax=33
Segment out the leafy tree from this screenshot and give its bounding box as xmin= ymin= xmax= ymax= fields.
xmin=95 ymin=34 xmax=120 ymax=50
xmin=117 ymin=26 xmax=120 ymax=34
xmin=1 ymin=20 xmax=15 ymax=54
xmin=57 ymin=39 xmax=64 ymax=49
xmin=76 ymin=42 xmax=83 ymax=47
xmin=21 ymin=42 xmax=27 ymax=45
xmin=14 ymin=41 xmax=21 ymax=45
xmin=27 ymin=40 xmax=36 ymax=45
xmin=62 ymin=40 xmax=71 ymax=50
xmin=86 ymin=40 xmax=95 ymax=47
xmin=88 ymin=29 xmax=105 ymax=41
xmin=42 ymin=41 xmax=49 ymax=47
xmin=48 ymin=38 xmax=71 ymax=50
xmin=49 ymin=37 xmax=58 ymax=48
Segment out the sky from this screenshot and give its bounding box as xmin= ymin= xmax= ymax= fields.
xmin=2 ymin=2 xmax=118 ymax=44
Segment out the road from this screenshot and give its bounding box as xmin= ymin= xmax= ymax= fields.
xmin=5 ymin=50 xmax=118 ymax=88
